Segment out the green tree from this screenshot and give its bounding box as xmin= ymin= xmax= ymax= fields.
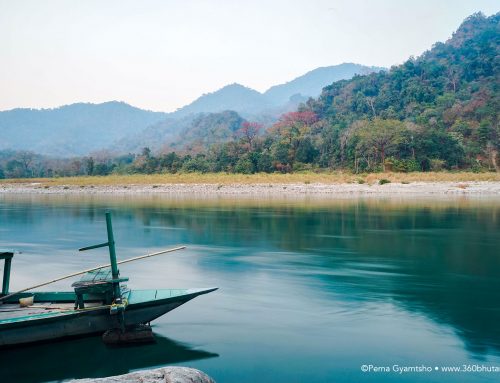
xmin=84 ymin=157 xmax=95 ymax=175
xmin=354 ymin=119 xmax=407 ymax=171
xmin=234 ymin=155 xmax=254 ymax=174
xmin=257 ymin=151 xmax=273 ymax=173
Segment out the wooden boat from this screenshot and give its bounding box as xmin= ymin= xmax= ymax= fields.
xmin=0 ymin=213 xmax=217 ymax=347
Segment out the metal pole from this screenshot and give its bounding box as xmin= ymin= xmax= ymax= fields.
xmin=105 ymin=212 xmax=122 ymax=302
xmin=2 ymin=256 xmax=12 ymax=295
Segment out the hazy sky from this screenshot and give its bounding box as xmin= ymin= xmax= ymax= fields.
xmin=1 ymin=0 xmax=498 ymax=112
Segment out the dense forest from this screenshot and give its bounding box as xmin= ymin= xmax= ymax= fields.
xmin=0 ymin=13 xmax=498 ymax=178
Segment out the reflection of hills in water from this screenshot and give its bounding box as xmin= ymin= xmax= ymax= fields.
xmin=2 ymin=196 xmax=500 ymax=358
xmin=1 ymin=333 xmax=218 ymax=383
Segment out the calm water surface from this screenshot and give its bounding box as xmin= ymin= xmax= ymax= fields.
xmin=0 ymin=195 xmax=499 ymax=383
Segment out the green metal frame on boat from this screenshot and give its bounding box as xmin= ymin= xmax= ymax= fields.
xmin=0 ymin=250 xmax=13 ymax=295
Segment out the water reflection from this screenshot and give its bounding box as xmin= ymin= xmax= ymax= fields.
xmin=1 ymin=195 xmax=499 ymax=382
xmin=2 ymin=334 xmax=218 ymax=383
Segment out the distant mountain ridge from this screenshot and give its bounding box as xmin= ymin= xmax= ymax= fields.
xmin=263 ymin=63 xmax=385 ymax=105
xmin=170 ymin=83 xmax=270 ymax=119
xmin=0 ymin=102 xmax=167 ymax=157
xmin=170 ymin=63 xmax=383 ymax=118
xmin=0 ymin=63 xmax=384 ymax=157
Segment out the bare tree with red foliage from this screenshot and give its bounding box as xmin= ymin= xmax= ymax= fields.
xmin=236 ymin=121 xmax=263 ymax=150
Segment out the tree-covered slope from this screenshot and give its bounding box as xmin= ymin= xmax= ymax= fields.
xmin=111 ymin=116 xmax=194 ymax=154
xmin=111 ymin=111 xmax=246 ymax=154
xmin=165 ymin=110 xmax=246 ymax=152
xmin=310 ymin=13 xmax=498 ymax=125
xmin=302 ymin=12 xmax=499 ymax=170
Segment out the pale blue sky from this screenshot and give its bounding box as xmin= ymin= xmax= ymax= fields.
xmin=0 ymin=0 xmax=498 ymax=112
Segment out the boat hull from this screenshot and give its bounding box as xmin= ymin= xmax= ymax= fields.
xmin=0 ymin=288 xmax=216 ymax=347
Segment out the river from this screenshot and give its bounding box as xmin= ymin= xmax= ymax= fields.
xmin=1 ymin=195 xmax=499 ymax=382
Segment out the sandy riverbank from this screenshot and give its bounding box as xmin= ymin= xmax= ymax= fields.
xmin=2 ymin=181 xmax=500 ymax=197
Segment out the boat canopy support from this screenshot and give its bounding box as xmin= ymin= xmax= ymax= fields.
xmin=0 ymin=250 xmax=14 ymax=295
xmin=79 ymin=212 xmax=122 ymax=303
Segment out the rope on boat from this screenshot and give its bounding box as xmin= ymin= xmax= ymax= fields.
xmin=0 ymin=246 xmax=186 ymax=302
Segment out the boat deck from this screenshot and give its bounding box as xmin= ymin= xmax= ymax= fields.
xmin=0 ymin=302 xmax=103 ymax=323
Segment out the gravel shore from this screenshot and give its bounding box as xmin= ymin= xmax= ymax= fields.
xmin=2 ymin=181 xmax=500 ymax=197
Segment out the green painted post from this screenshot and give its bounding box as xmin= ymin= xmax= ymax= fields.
xmin=105 ymin=212 xmax=122 ymax=302
xmin=2 ymin=256 xmax=12 ymax=295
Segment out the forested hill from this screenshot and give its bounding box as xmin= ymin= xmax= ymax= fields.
xmin=115 ymin=10 xmax=499 ymax=179
xmin=309 ymin=12 xmax=498 ymax=125
xmin=0 ymin=102 xmax=167 ymax=157
xmin=1 ymin=13 xmax=498 ymax=178
xmin=301 ymin=12 xmax=499 ymax=171
xmin=115 ymin=110 xmax=247 ymax=154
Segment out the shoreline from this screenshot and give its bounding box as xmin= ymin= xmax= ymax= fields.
xmin=2 ymin=181 xmax=500 ymax=197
